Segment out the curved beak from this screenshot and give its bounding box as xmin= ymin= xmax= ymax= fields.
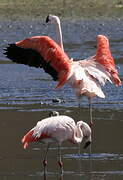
xmin=83 ymin=141 xmax=91 ymax=149
xmin=46 ymin=15 xmax=50 ymax=23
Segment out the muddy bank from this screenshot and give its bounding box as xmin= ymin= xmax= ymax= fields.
xmin=0 ymin=0 xmax=123 ymax=21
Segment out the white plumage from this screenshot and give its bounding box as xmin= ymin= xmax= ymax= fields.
xmin=22 ymin=114 xmax=92 ymax=174
xmin=22 ymin=115 xmax=91 ymax=148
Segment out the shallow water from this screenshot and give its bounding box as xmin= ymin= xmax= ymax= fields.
xmin=0 ymin=19 xmax=123 ymax=180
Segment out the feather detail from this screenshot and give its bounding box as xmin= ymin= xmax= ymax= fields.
xmin=4 ymin=36 xmax=72 ymax=88
xmin=16 ymin=36 xmax=72 ymax=88
xmin=68 ymin=63 xmax=105 ymax=98
xmin=22 ymin=129 xmax=35 ymax=149
xmin=95 ymin=35 xmax=121 ymax=86
xmin=78 ymin=59 xmax=112 ymax=86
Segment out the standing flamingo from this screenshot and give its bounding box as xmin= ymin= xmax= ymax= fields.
xmin=4 ymin=17 xmax=121 ymax=126
xmin=22 ymin=114 xmax=92 ymax=174
xmin=46 ymin=14 xmax=122 ymax=124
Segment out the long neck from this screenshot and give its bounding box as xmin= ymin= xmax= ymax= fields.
xmin=55 ymin=20 xmax=64 ymax=51
xmin=73 ymin=124 xmax=83 ymax=144
xmin=80 ymin=122 xmax=92 ymax=142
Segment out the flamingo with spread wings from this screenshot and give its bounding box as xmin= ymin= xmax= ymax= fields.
xmin=45 ymin=15 xmax=121 ymax=92
xmin=4 ymin=15 xmax=121 ymax=125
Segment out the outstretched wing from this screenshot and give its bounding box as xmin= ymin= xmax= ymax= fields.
xmin=4 ymin=43 xmax=58 ymax=81
xmin=95 ymin=35 xmax=121 ymax=86
xmin=4 ymin=36 xmax=72 ymax=88
xmin=78 ymin=35 xmax=121 ymax=87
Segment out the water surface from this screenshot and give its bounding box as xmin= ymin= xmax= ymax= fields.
xmin=0 ymin=19 xmax=123 ymax=180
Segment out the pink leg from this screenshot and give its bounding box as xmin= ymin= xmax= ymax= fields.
xmin=58 ymin=144 xmax=63 ymax=175
xmin=89 ymin=98 xmax=93 ymax=127
xmin=43 ymin=145 xmax=49 ymax=175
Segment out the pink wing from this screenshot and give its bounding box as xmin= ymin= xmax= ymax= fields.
xmin=4 ymin=36 xmax=72 ymax=88
xmin=95 ymin=35 xmax=121 ymax=86
xmin=22 ymin=128 xmax=52 ymax=149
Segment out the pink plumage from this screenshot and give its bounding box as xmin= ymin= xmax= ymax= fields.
xmin=4 ymin=15 xmax=121 ymax=126
xmin=4 ymin=35 xmax=121 ymax=99
xmin=16 ymin=36 xmax=72 ymax=89
xmin=21 ymin=114 xmax=92 ymax=174
xmin=95 ymin=35 xmax=121 ymax=86
xmin=22 ymin=115 xmax=91 ymax=149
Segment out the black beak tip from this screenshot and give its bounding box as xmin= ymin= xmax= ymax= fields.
xmin=46 ymin=15 xmax=49 ymax=23
xmin=83 ymin=141 xmax=91 ymax=149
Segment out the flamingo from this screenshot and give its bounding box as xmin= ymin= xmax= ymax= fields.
xmin=46 ymin=14 xmax=122 ymax=123
xmin=4 ymin=17 xmax=121 ymax=126
xmin=22 ymin=114 xmax=92 ymax=174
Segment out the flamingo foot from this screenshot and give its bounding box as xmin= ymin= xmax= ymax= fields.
xmin=43 ymin=160 xmax=48 ymax=176
xmin=43 ymin=160 xmax=48 ymax=167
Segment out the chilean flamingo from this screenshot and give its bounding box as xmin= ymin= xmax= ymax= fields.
xmin=4 ymin=17 xmax=121 ymax=126
xmin=46 ymin=14 xmax=122 ymax=124
xmin=22 ymin=114 xmax=92 ymax=174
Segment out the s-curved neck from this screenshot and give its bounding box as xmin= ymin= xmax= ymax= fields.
xmin=73 ymin=124 xmax=83 ymax=144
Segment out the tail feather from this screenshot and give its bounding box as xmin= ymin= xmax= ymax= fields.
xmin=22 ymin=129 xmax=35 ymax=149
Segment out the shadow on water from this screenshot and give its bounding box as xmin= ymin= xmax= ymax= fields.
xmin=0 ymin=19 xmax=123 ymax=180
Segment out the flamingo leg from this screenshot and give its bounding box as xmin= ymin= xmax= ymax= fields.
xmin=57 ymin=144 xmax=63 ymax=175
xmin=89 ymin=98 xmax=93 ymax=127
xmin=78 ymin=143 xmax=82 ymax=173
xmin=43 ymin=144 xmax=50 ymax=175
xmin=77 ymin=96 xmax=81 ymax=108
xmin=88 ymin=99 xmax=93 ymax=163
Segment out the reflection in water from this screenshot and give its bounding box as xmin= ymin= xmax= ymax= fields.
xmin=43 ymin=173 xmax=64 ymax=180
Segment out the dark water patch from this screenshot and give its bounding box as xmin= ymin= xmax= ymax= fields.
xmin=32 ymin=146 xmax=78 ymax=152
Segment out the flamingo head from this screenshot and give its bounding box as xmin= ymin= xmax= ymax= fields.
xmin=46 ymin=14 xmax=60 ymax=25
xmin=77 ymin=121 xmax=92 ymax=149
xmin=49 ymin=111 xmax=59 ymax=117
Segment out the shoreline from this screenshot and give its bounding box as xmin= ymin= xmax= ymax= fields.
xmin=0 ymin=0 xmax=123 ymax=21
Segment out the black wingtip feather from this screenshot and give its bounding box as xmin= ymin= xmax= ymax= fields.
xmin=4 ymin=44 xmax=42 ymax=67
xmin=3 ymin=44 xmax=58 ymax=81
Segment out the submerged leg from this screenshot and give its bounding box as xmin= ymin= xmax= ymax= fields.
xmin=78 ymin=143 xmax=82 ymax=173
xmin=57 ymin=144 xmax=63 ymax=175
xmin=43 ymin=144 xmax=50 ymax=175
xmin=89 ymin=98 xmax=93 ymax=127
xmin=78 ymin=143 xmax=81 ymax=156
xmin=77 ymin=97 xmax=81 ymax=108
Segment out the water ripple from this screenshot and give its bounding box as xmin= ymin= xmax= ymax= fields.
xmin=64 ymin=153 xmax=123 ymax=161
